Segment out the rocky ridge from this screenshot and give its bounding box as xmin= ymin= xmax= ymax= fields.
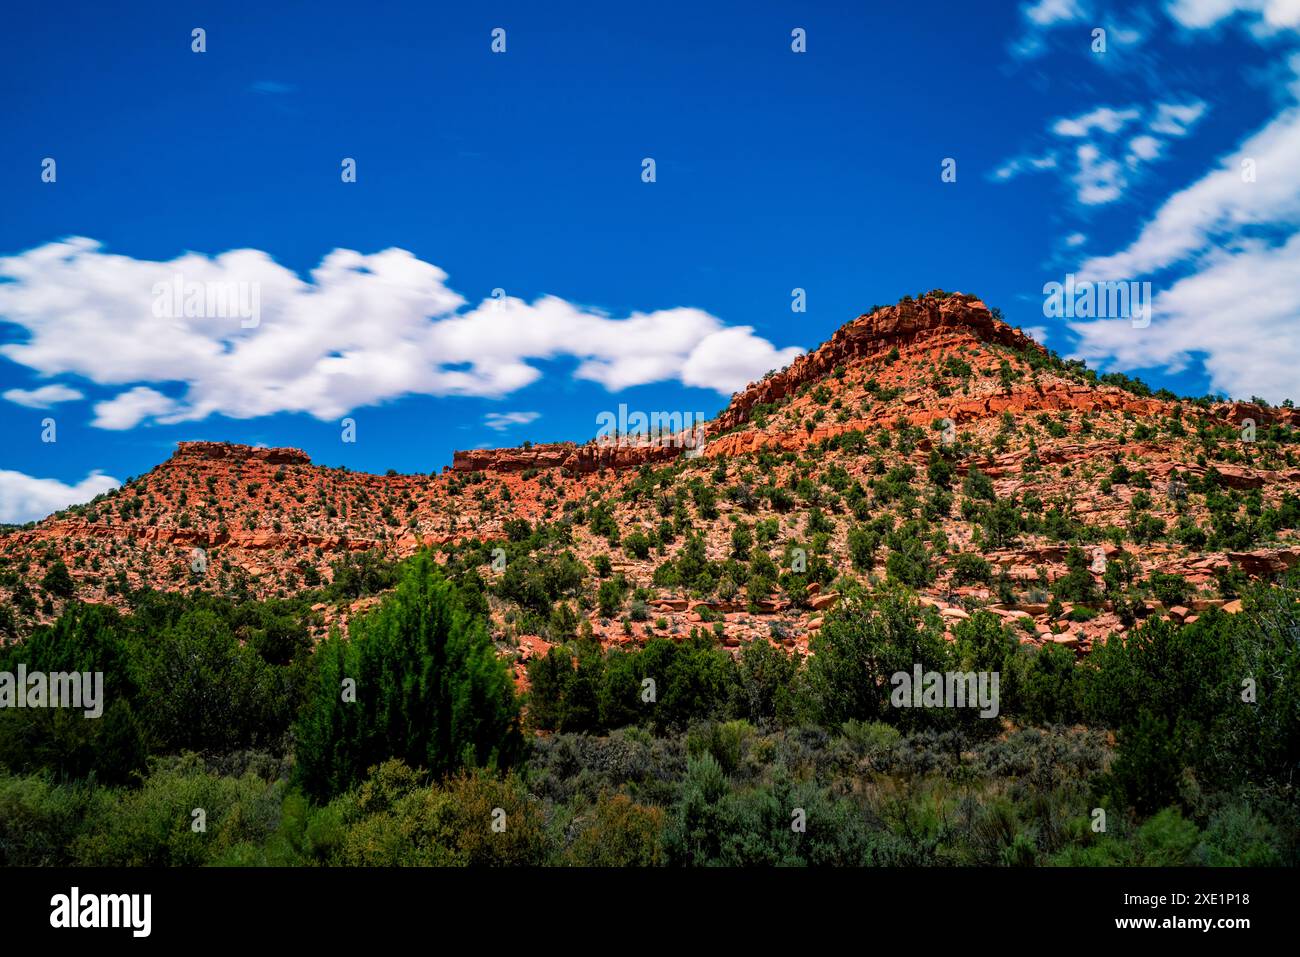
xmin=3 ymin=293 xmax=1299 ymax=689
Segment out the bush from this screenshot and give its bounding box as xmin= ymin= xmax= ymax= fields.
xmin=0 ymin=772 xmax=99 ymax=865
xmin=1051 ymin=547 xmax=1097 ymax=605
xmin=1013 ymin=643 xmax=1082 ymax=725
xmin=623 ymin=532 xmax=652 ymax=560
xmin=598 ymin=576 xmax=628 ymax=617
xmin=329 ymin=762 xmax=549 ymax=866
xmin=74 ymin=758 xmax=284 ymax=866
xmin=963 ymin=468 xmax=996 ymax=502
xmin=949 ymin=553 xmax=992 ymax=585
xmin=735 ymin=639 xmax=800 ymax=729
xmin=40 ymin=561 xmax=75 ymax=598
xmin=847 ymin=525 xmax=879 ymax=571
xmin=565 ymin=793 xmax=663 ymax=866
xmin=1147 ymin=571 xmax=1190 ymax=608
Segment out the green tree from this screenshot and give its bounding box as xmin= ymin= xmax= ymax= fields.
xmin=735 ymin=638 xmax=800 ymax=728
xmin=806 ymin=587 xmax=950 ymax=727
xmin=40 ymin=561 xmax=75 ymax=599
xmin=295 ymin=552 xmax=524 ymax=800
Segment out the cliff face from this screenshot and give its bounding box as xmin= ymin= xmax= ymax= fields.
xmin=451 ymin=440 xmax=683 ymax=475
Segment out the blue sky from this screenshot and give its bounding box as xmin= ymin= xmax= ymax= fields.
xmin=0 ymin=0 xmax=1295 ymax=521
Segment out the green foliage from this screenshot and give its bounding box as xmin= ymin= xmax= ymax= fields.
xmin=527 ymin=632 xmax=740 ymax=735
xmin=979 ymin=499 xmax=1022 ymax=548
xmin=884 ymin=523 xmax=935 ymax=588
xmin=495 ymin=550 xmax=585 ymax=616
xmin=40 ymin=560 xmax=75 ymax=598
xmin=729 ymin=523 xmax=752 ymax=560
xmin=806 ymin=587 xmax=949 ymax=728
xmin=963 ymin=467 xmax=996 ymax=502
xmin=847 ymin=524 xmax=879 ymax=571
xmin=133 ymin=608 xmax=289 ymax=752
xmin=0 ymin=594 xmax=304 ymax=779
xmin=598 ymin=575 xmax=629 ymax=617
xmin=326 ymin=550 xmax=398 ymax=600
xmin=623 ymin=531 xmax=652 ymax=560
xmin=3 ymin=501 xmax=1297 ymax=870
xmin=1013 ymin=643 xmax=1082 ymax=725
xmin=75 ymin=757 xmax=285 ymax=866
xmin=1052 ymin=546 xmax=1098 ymax=605
xmin=565 ymin=792 xmax=664 ymax=865
xmin=1083 ymin=573 xmax=1300 ymax=809
xmin=294 ymin=553 xmax=524 ymax=800
xmin=324 ymin=762 xmax=548 ymax=866
xmin=1146 ymin=570 xmax=1190 ymax=608
xmin=735 ymin=638 xmax=800 ymax=729
xmin=948 ymin=552 xmax=992 ymax=585
xmin=0 ymin=772 xmax=100 ymax=865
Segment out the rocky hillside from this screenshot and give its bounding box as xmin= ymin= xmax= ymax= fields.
xmin=3 ymin=292 xmax=1299 ymax=683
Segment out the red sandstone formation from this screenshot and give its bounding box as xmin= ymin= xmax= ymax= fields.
xmin=3 ymin=293 xmax=1297 ymax=666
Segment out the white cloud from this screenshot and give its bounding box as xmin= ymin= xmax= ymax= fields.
xmin=0 ymin=469 xmax=119 ymax=524
xmin=1166 ymin=0 xmax=1300 ymax=34
xmin=1107 ymin=22 xmax=1148 ymax=45
xmin=2 ymin=383 xmax=83 ymax=408
xmin=484 ymin=411 xmax=540 ymax=431
xmin=679 ymin=325 xmax=803 ymax=394
xmin=1071 ymin=233 xmax=1300 ymax=403
xmin=993 ymin=152 xmax=1059 ymax=181
xmin=1009 ymin=1 xmax=1149 ymax=58
xmin=1011 ymin=0 xmax=1091 ymax=56
xmin=1010 ymin=0 xmax=1156 ymax=58
xmin=1026 ymin=0 xmax=1088 ymax=25
xmin=0 ymin=240 xmax=803 ymax=428
xmin=1078 ymin=96 xmax=1300 ymax=275
xmin=1071 ymin=55 xmax=1300 ymax=404
xmin=996 ymin=99 xmax=1208 ymax=204
xmin=1053 ymin=106 xmax=1141 ymax=137
xmin=1074 ymin=143 xmax=1126 ymax=204
xmin=1150 ymin=101 xmax=1209 ymax=135
xmin=1065 ymin=232 xmax=1089 ymax=247
xmin=91 ymin=386 xmax=181 ymax=430
xmin=1127 ymin=134 xmax=1163 ymax=166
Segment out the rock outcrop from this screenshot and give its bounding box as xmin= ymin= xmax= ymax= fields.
xmin=452 ymin=440 xmax=683 ymax=475
xmin=171 ymin=441 xmax=313 ymax=467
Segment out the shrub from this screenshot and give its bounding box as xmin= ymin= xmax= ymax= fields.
xmin=949 ymin=553 xmax=992 ymax=585
xmin=330 ymin=762 xmax=548 ymax=866
xmin=963 ymin=467 xmax=996 ymax=502
xmin=74 ymin=758 xmax=285 ymax=866
xmin=1146 ymin=571 xmax=1190 ymax=608
xmin=565 ymin=793 xmax=664 ymax=866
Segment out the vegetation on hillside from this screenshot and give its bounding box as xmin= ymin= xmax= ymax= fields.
xmin=2 ymin=551 xmax=1295 ymax=867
